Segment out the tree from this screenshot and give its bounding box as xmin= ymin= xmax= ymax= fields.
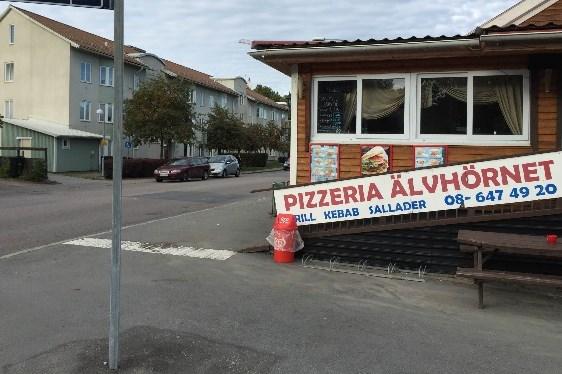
xmin=254 ymin=84 xmax=286 ymax=104
xmin=263 ymin=121 xmax=283 ymax=154
xmin=242 ymin=123 xmax=267 ymax=153
xmin=205 ymin=106 xmax=244 ymax=154
xmin=124 ymin=76 xmax=195 ymax=159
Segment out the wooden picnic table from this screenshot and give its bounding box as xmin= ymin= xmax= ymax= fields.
xmin=456 ymin=230 xmax=562 ymax=308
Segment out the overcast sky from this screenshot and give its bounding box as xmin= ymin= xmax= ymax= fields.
xmin=9 ymin=0 xmax=518 ymax=94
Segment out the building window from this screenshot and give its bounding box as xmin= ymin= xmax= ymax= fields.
xmin=9 ymin=24 xmax=15 ymax=44
xmin=313 ymin=71 xmax=529 ymax=145
xmin=133 ymin=73 xmax=140 ymax=91
xmin=472 ymin=75 xmax=524 ymax=136
xmin=221 ymin=95 xmax=227 ymax=108
xmin=191 ymin=89 xmax=197 ymax=104
xmin=419 ymin=76 xmax=467 ymax=135
xmin=209 ymin=95 xmax=215 ymax=107
xmin=4 ymin=62 xmax=14 ymax=82
xmin=100 ymin=66 xmax=114 ymax=86
xmin=104 ymin=103 xmax=113 ymax=123
xmin=199 ymin=92 xmax=205 ymax=107
xmin=80 ymin=100 xmax=91 ymax=121
xmin=4 ymin=99 xmax=13 ymax=119
xmin=62 ymin=139 xmax=71 ymax=150
xmin=80 ymin=62 xmax=92 ymax=83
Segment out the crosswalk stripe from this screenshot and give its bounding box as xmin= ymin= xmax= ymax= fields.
xmin=63 ymin=238 xmax=236 ymax=261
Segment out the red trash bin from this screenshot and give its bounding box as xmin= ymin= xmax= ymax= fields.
xmin=272 ymin=214 xmax=298 ymax=263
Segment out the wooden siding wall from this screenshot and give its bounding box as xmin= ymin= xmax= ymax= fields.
xmin=295 ymin=57 xmax=560 ymax=185
xmin=523 ymin=0 xmax=562 ymax=25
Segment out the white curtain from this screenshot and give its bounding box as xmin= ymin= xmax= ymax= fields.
xmin=422 ymin=76 xmax=523 ymax=135
xmin=362 ymin=85 xmax=405 ymax=120
xmin=343 ymin=91 xmax=357 ymax=133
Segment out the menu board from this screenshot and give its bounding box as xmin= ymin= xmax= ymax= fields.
xmin=310 ymin=144 xmax=339 ymax=183
xmin=317 ymin=81 xmax=356 ymax=134
xmin=414 ymin=146 xmax=447 ymax=168
xmin=361 ymin=145 xmax=392 ymax=176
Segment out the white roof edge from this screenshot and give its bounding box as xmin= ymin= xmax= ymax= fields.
xmin=480 ymin=0 xmax=559 ymax=28
xmin=5 ymin=118 xmax=103 ymax=139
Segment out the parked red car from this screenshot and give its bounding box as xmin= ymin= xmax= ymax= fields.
xmin=154 ymin=157 xmax=210 ymax=182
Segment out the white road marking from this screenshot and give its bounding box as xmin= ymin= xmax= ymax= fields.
xmin=63 ymin=238 xmax=236 ymax=261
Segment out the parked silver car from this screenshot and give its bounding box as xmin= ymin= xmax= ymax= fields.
xmin=209 ymin=155 xmax=240 ymax=177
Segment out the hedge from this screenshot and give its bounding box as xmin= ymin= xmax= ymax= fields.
xmin=21 ymin=159 xmax=48 ymax=181
xmin=238 ymin=153 xmax=268 ymax=167
xmin=0 ymin=156 xmax=25 ymax=178
xmin=104 ymin=157 xmax=168 ymax=179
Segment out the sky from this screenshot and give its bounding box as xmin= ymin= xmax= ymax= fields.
xmin=7 ymin=0 xmax=518 ymax=94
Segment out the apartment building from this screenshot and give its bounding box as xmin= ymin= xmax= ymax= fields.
xmin=0 ymin=5 xmax=288 ymax=172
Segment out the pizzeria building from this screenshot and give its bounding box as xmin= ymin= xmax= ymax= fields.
xmin=250 ymin=1 xmax=562 ymax=274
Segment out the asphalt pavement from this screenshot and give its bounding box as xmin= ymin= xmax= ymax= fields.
xmin=0 ymin=171 xmax=287 ymax=256
xmin=2 ymin=171 xmax=562 ymax=373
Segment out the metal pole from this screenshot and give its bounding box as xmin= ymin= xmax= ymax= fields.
xmin=109 ymin=0 xmax=124 ymax=370
xmin=101 ymin=122 xmax=106 ymax=177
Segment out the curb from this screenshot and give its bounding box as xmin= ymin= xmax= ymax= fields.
xmin=241 ymin=168 xmax=285 ymax=175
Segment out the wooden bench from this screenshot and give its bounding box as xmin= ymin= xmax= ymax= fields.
xmin=456 ymin=230 xmax=562 ymax=308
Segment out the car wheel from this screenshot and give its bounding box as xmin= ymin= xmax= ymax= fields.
xmin=235 ymin=168 xmax=240 ymax=177
xmin=156 ymin=178 xmax=163 ymax=183
xmin=222 ymin=170 xmax=227 ymax=178
xmin=202 ymin=171 xmax=209 ymax=180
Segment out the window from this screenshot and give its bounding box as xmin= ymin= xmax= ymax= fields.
xmin=473 ymin=75 xmax=524 ymax=136
xmin=4 ymin=99 xmax=13 ymax=119
xmin=100 ymin=66 xmax=114 ymax=86
xmin=80 ymin=62 xmax=91 ymax=83
xmin=105 ymin=103 xmax=113 ymax=123
xmin=133 ymin=73 xmax=140 ymax=91
xmin=97 ymin=104 xmax=104 ymax=122
xmin=191 ymin=89 xmax=197 ymax=104
xmin=419 ymin=76 xmax=467 ymax=135
xmin=362 ymin=78 xmax=406 ymax=135
xmin=221 ymin=95 xmax=227 ymax=108
xmin=4 ymin=62 xmax=14 ymax=82
xmin=209 ymin=95 xmax=215 ymax=107
xmin=9 ymin=25 xmax=15 ymax=44
xmin=316 ymin=79 xmax=357 ymax=134
xmin=80 ymin=100 xmax=91 ymax=121
xmin=312 ymin=71 xmax=529 ymax=144
xmin=199 ymin=92 xmax=205 ymax=107
xmin=62 ymin=139 xmax=71 ymax=150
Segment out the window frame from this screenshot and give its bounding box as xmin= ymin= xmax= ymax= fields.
xmin=9 ymin=24 xmax=15 ymax=45
xmin=4 ymin=99 xmax=14 ymax=119
xmin=80 ymin=100 xmax=91 ymax=122
xmin=311 ymin=70 xmax=530 ymax=146
xmin=62 ymin=138 xmax=71 ymax=150
xmin=4 ymin=62 xmax=14 ymax=82
xmin=105 ymin=103 xmax=114 ymax=124
xmin=99 ymin=65 xmax=114 ymax=87
xmin=80 ymin=62 xmax=92 ymax=83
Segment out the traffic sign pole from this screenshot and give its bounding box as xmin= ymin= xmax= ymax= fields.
xmin=109 ymin=0 xmax=124 ymax=370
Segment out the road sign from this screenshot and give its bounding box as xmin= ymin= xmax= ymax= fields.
xmin=6 ymin=0 xmax=114 ymax=9
xmin=124 ymin=141 xmax=132 ymax=149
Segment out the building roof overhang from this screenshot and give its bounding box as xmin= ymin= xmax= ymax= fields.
xmin=250 ymin=26 xmax=562 ymax=75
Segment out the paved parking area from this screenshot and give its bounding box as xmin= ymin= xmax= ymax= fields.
xmin=2 ymin=239 xmax=562 ymax=373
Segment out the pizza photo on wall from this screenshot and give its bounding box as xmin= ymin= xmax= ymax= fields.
xmin=361 ymin=145 xmax=392 ymax=176
xmin=414 ymin=146 xmax=447 ymax=169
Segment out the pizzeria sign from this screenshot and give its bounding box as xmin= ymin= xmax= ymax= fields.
xmin=275 ymin=151 xmax=562 ymax=226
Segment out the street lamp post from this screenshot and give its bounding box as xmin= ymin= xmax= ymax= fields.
xmin=97 ymin=107 xmax=105 ymax=176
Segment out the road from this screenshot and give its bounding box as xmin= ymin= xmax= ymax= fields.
xmin=2 ymin=171 xmax=562 ymax=373
xmin=0 ymin=171 xmax=287 ymax=256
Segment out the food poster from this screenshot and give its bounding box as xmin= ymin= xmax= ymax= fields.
xmin=414 ymin=146 xmax=446 ymax=168
xmin=310 ymin=145 xmax=339 ymax=183
xmin=361 ymin=145 xmax=391 ymax=176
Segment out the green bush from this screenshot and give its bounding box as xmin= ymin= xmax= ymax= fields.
xmin=0 ymin=156 xmax=25 ymax=178
xmin=21 ymin=159 xmax=47 ymax=182
xmin=0 ymin=158 xmax=10 ymax=178
xmin=104 ymin=157 xmax=167 ymax=179
xmin=238 ymin=153 xmax=268 ymax=167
